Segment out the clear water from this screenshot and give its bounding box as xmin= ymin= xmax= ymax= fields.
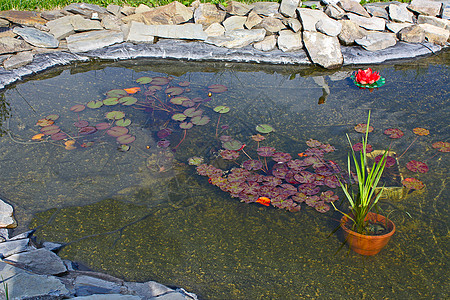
xmin=0 ymin=52 xmax=448 ymax=299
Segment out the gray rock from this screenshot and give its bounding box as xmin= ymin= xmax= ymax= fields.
xmin=408 ymin=0 xmax=442 ymax=17
xmin=280 ymin=0 xmax=301 ymax=18
xmin=101 ymin=15 xmax=123 ymax=31
xmin=398 ymin=25 xmax=426 ymax=43
xmin=0 ymin=228 xmax=8 ymax=241
xmin=285 ymin=18 xmax=302 ymax=32
xmin=42 ymin=241 xmax=63 ymax=251
xmin=124 ymin=280 xmax=174 ymax=298
xmin=419 ymin=23 xmax=450 ymax=45
xmin=0 ymin=198 xmax=16 ymax=228
xmin=141 ymin=1 xmax=193 ymax=25
xmin=126 ymin=21 xmax=155 ymax=44
xmin=121 ymin=6 xmax=136 ymax=16
xmin=67 ymin=30 xmax=124 ymax=52
xmin=347 ymin=13 xmax=386 ymax=31
xmin=0 ymin=18 xmax=10 ymax=27
xmin=13 ymin=26 xmax=59 ymax=48
xmin=355 ymin=32 xmax=397 ymax=51
xmin=46 ymin=15 xmax=76 ymax=40
xmin=251 ymin=2 xmax=280 ymax=17
xmin=8 ymin=229 xmax=34 ymax=240
xmin=72 ymin=295 xmax=141 ymax=300
xmin=154 ymin=293 xmax=187 ymax=300
xmin=277 ymin=30 xmax=302 ymax=52
xmin=388 ymin=3 xmax=414 ymax=23
xmin=129 ymin=23 xmax=207 ymax=41
xmin=245 ymin=11 xmax=263 ymax=29
xmin=364 ymin=4 xmax=389 ymax=20
xmin=324 ymin=4 xmax=346 ymax=20
xmin=386 ymin=22 xmax=412 ymax=33
xmin=106 ymin=4 xmax=123 ymax=17
xmin=297 ymin=8 xmax=330 ymax=32
xmin=5 ymin=248 xmax=67 ymax=275
xmin=0 ymin=238 xmax=35 ymax=258
xmin=194 ymin=3 xmax=226 ymax=28
xmin=302 ymin=31 xmax=343 ymax=68
xmin=418 ymin=15 xmax=450 ymax=31
xmin=258 ymin=16 xmax=286 ymax=34
xmin=338 ymin=0 xmax=371 ymax=18
xmin=64 ymin=3 xmax=108 ymax=16
xmin=0 ymin=37 xmax=32 ymax=55
xmin=442 ymin=3 xmax=450 ymax=20
xmin=40 ymin=10 xmax=65 ymax=21
xmin=70 ymin=15 xmax=103 ymax=32
xmin=205 ymin=22 xmax=225 ymax=36
xmin=338 ymin=19 xmax=367 ymax=45
xmin=223 ymin=16 xmax=247 ymax=31
xmin=0 ymin=261 xmax=69 ymax=299
xmin=75 ymin=275 xmax=122 ymax=296
xmin=316 ymin=18 xmax=342 ymax=36
xmin=135 ymin=4 xmax=153 ymax=14
xmin=226 ymin=1 xmax=253 ymax=16
xmin=205 ymin=29 xmax=266 ymax=48
xmin=253 ymin=34 xmax=277 ymax=51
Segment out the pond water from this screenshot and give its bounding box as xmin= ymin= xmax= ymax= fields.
xmin=0 ymin=52 xmax=448 ymax=299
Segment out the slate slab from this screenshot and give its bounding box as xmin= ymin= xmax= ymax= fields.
xmin=408 ymin=0 xmax=442 ymax=17
xmin=205 ymin=29 xmax=266 ymax=48
xmin=128 ymin=23 xmax=207 ymax=41
xmin=355 ymin=32 xmax=397 ymax=51
xmin=253 ymin=35 xmax=277 ymax=51
xmin=13 ymin=26 xmax=59 ymax=48
xmin=0 ymin=10 xmax=47 ymax=26
xmin=67 ymin=30 xmax=124 ymax=52
xmin=303 ymin=31 xmax=343 ymax=69
xmin=280 ymin=0 xmax=301 ymax=18
xmin=277 ymin=30 xmax=302 ymax=52
xmin=0 ymin=238 xmax=36 ymax=257
xmin=347 ymin=13 xmax=386 ymax=31
xmin=388 ymin=3 xmax=414 ymax=23
xmin=75 ymin=275 xmax=122 ymax=296
xmin=338 ymin=0 xmax=371 ymax=17
xmin=6 ymin=248 xmax=67 ymax=275
xmin=0 ymin=37 xmax=32 ymax=55
xmin=297 ymin=8 xmax=331 ymax=32
xmin=226 ymin=1 xmax=253 ymax=16
xmin=46 ymin=15 xmax=76 ymax=40
xmin=70 ymin=15 xmax=103 ymax=32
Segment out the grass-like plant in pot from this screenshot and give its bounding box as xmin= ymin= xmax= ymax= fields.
xmin=332 ymin=111 xmax=395 ymax=256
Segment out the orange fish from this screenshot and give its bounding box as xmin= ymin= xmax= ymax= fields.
xmin=124 ymin=87 xmax=141 ymax=94
xmin=298 ymin=152 xmax=308 ymax=157
xmin=256 ymin=197 xmax=271 ymax=206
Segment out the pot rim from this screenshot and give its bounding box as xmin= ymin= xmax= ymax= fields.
xmin=340 ymin=212 xmax=396 ymax=238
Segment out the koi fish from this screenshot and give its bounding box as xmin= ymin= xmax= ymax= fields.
xmin=124 ymin=87 xmax=141 ymax=94
xmin=298 ymin=152 xmax=308 ymax=157
xmin=256 ymin=197 xmax=271 ymax=206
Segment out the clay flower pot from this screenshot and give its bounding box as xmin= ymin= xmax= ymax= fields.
xmin=340 ymin=212 xmax=395 ymax=256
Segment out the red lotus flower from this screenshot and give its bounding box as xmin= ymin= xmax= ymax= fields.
xmin=355 ymin=68 xmax=381 ymax=85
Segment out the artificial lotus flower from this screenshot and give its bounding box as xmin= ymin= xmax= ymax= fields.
xmin=355 ymin=68 xmax=381 ymax=85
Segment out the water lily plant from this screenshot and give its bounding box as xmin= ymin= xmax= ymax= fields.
xmin=351 ymin=68 xmax=385 ymax=90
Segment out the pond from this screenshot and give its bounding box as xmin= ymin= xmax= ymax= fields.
xmin=0 ymin=52 xmax=448 ymax=299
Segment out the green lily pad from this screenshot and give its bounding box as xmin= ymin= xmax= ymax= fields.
xmin=103 ymin=97 xmax=119 ymax=106
xmin=70 ymin=104 xmax=85 ymax=112
xmin=106 ymin=111 xmax=125 ymax=120
xmin=184 ymin=107 xmax=203 ymax=118
xmin=191 ymin=115 xmax=210 ymax=126
xmin=106 ymin=89 xmax=127 ymax=98
xmin=180 ymin=122 xmax=193 ymax=129
xmin=119 ymin=96 xmax=137 ymax=106
xmin=170 ymin=96 xmax=189 ymax=105
xmin=116 ymin=118 xmax=131 ymax=127
xmin=118 ymin=144 xmax=130 ymax=152
xmin=165 ymin=86 xmax=184 ymax=96
xmin=87 ymin=100 xmax=103 ymax=109
xmin=136 ymin=76 xmax=152 ymax=84
xmin=172 ymin=113 xmax=187 ymax=122
xmin=45 ymin=114 xmax=59 ymax=120
xmin=223 ymin=140 xmax=243 ymax=151
xmin=214 ymin=105 xmax=230 ymax=114
xmin=151 ymin=77 xmax=170 ymax=86
xmin=256 ymin=124 xmax=274 ymax=134
xmin=117 ymin=134 xmax=136 ymax=144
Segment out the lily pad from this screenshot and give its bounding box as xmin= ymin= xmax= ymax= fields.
xmin=223 ymin=140 xmax=243 ymax=151
xmin=96 ymin=122 xmax=111 ymax=130
xmin=256 ymin=124 xmax=274 ymax=134
xmin=184 ymin=108 xmax=203 ymax=118
xmin=214 ymin=106 xmax=230 ymax=114
xmin=354 ymin=123 xmax=374 ymax=133
xmin=41 ymin=125 xmax=60 ymax=135
xmin=181 ymin=99 xmax=195 ymax=107
xmin=157 ymin=139 xmax=170 ymax=148
xmin=45 ymin=114 xmax=59 ymax=121
xmin=117 ymin=134 xmax=135 ymax=144
xmin=170 ymin=96 xmax=189 ymax=105
xmin=115 ymin=118 xmax=131 ymax=127
xmin=413 ymin=127 xmax=429 ymax=136
xmin=107 ymin=126 xmax=128 ymax=137
xmin=257 ymin=146 xmax=276 ymax=157
xmin=36 ymin=119 xmax=54 ymax=127
xmin=320 ymin=190 xmax=339 ymax=203
xmin=74 ymin=120 xmax=89 ymax=128
xmin=70 ymin=104 xmax=85 ymax=112
xmin=374 ymin=155 xmax=396 ymax=168
xmin=118 ymin=144 xmax=130 ymax=152
xmin=148 ymin=85 xmax=163 ymax=92
xmin=272 ymin=152 xmax=292 ymax=163
xmin=306 ymin=139 xmax=322 ymax=148
xmin=136 ymin=76 xmax=152 ymax=84
xmin=251 ymin=134 xmax=265 ymax=142
xmin=180 ymin=122 xmax=193 ymax=129
xmin=151 ymin=77 xmax=170 ymax=86
xmin=178 ymin=81 xmax=190 ymax=87
xmin=191 ymin=115 xmax=210 ymax=126
xmin=242 ymin=159 xmax=263 ymax=171
xmin=431 ymin=141 xmax=450 ymax=153
xmin=87 ymin=100 xmax=103 ymax=109
xmin=305 ymin=195 xmax=320 ymax=206
xmin=165 ymin=87 xmax=184 ymax=96
xmin=220 ymin=135 xmax=233 ymax=142
xmin=406 ymin=160 xmax=429 ymax=173
xmin=208 ymin=84 xmax=228 ymax=93
xmin=106 ymin=89 xmax=127 ymax=98
xmin=119 ymin=96 xmax=137 ymax=106
xmin=79 ymin=126 xmax=97 ymax=135
xmin=384 ymin=128 xmax=404 ymax=139
xmin=188 ymin=156 xmax=204 ymax=166
xmin=220 ymin=149 xmax=239 ymax=160
xmin=172 ymin=113 xmax=187 ymax=122
xmin=315 ymin=202 xmax=330 ymax=213
xmin=51 ymin=132 xmax=67 ymax=140
xmin=352 ymin=142 xmax=373 ymax=153
xmin=402 ymin=177 xmax=425 ymax=190
xmin=106 ymin=111 xmax=125 ymax=120
xmin=157 ymin=128 xmax=173 ymax=139
xmin=103 ymin=97 xmax=119 ymax=106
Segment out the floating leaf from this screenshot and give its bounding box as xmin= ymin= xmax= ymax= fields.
xmin=103 ymin=97 xmax=119 ymax=106
xmin=315 ymin=202 xmax=330 ymax=213
xmin=117 ymin=134 xmax=135 ymax=144
xmin=79 ymin=126 xmax=97 ymax=135
xmin=305 ymin=195 xmax=320 ymax=206
xmin=242 ymin=159 xmax=263 ymax=171
xmin=51 ymin=132 xmax=67 ymax=140
xmin=180 ymin=122 xmax=193 ymax=129
xmin=106 ymin=111 xmax=125 ymax=120
xmin=172 ymin=113 xmax=187 ymax=122
xmin=41 ymin=125 xmax=60 ymax=135
xmin=65 ymin=145 xmax=76 ymax=150
xmin=220 ymin=149 xmax=239 ymax=160
xmin=208 ymin=84 xmax=228 ymax=93
xmin=178 ymin=81 xmax=190 ymax=87
xmin=402 ymin=178 xmax=425 ymax=190
xmin=431 ymin=141 xmax=450 ymax=153
xmin=70 ymin=104 xmax=85 ymax=112
xmin=74 ymin=120 xmax=89 ymax=128
xmin=64 ymin=140 xmax=75 ymax=146
xmin=148 ymin=85 xmax=163 ymax=92
xmin=272 ymin=152 xmax=292 ymax=163
xmin=219 ymin=135 xmax=233 ymax=142
xmin=157 ymin=128 xmax=173 ymax=139
xmin=170 ymin=96 xmax=189 ymax=105
xmin=124 ymin=87 xmax=140 ymax=94
xmin=374 ymin=155 xmax=396 ymax=168
xmin=191 ymin=115 xmax=210 ymax=125
xmin=384 ymin=128 xmax=404 ymax=139
xmin=96 ymin=122 xmax=111 ymax=130
xmin=251 ymin=134 xmax=265 ymax=142
xmin=45 ymin=114 xmax=59 ymax=121
xmin=320 ymin=190 xmax=339 ymax=203
xmin=136 ymin=76 xmax=152 ymax=84
xmin=106 ymin=89 xmax=127 ymax=98
xmin=257 ymin=146 xmax=276 ymax=157
xmin=81 ymin=142 xmax=94 ymax=148
xmin=31 ymin=133 xmax=44 ymax=140
xmin=352 ymin=142 xmax=373 ymax=153
xmin=214 ymin=105 xmax=230 ymax=114
xmin=181 ymin=99 xmax=195 ymax=107
xmin=256 ymin=124 xmax=274 ymax=134
xmin=151 ymin=77 xmax=170 ymax=86
xmin=223 ymin=140 xmax=243 ymax=151
xmin=36 ymin=119 xmax=54 ymax=127
xmin=413 ymin=127 xmax=429 ymax=136
xmin=294 ymin=171 xmax=315 ymax=184
xmin=116 ymin=118 xmax=131 ymax=127
xmin=107 ymin=126 xmax=128 ymax=137
xmin=165 ymin=86 xmax=184 ymax=96
xmin=188 ymin=156 xmax=204 ymax=166
xmin=406 ymin=160 xmax=429 ymax=173
xmin=118 ymin=144 xmax=130 ymax=152
xmin=157 ymin=139 xmax=170 ymax=148
xmin=184 ymin=108 xmax=203 ymax=118
xmin=119 ymin=96 xmax=137 ymax=106
xmin=306 ymin=139 xmax=322 ymax=148
xmin=354 ymin=123 xmax=374 ymax=133
xmin=86 ymin=100 xmax=103 ymax=109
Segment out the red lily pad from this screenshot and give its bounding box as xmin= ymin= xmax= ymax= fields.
xmin=431 ymin=141 xmax=449 ymax=153
xmin=272 ymin=152 xmax=292 ymax=163
xmin=165 ymin=87 xmax=184 ymax=96
xmin=96 ymin=122 xmax=111 ymax=130
xmin=74 ymin=120 xmax=89 ymax=128
xmin=157 ymin=139 xmax=170 ymax=148
xmin=402 ymin=178 xmax=425 ymax=190
xmin=157 ymin=128 xmax=173 ymax=139
xmin=220 ymin=150 xmax=239 ymax=160
xmin=107 ymin=126 xmax=129 ymax=137
xmin=151 ymin=77 xmax=170 ymax=86
xmin=251 ymin=134 xmax=265 ymax=142
xmin=41 ymin=125 xmax=60 ymax=135
xmin=315 ymin=201 xmax=330 ymax=213
xmin=413 ymin=127 xmax=429 ymax=136
xmin=406 ymin=160 xmax=429 ymax=173
xmin=36 ymin=119 xmax=54 ymax=127
xmin=79 ymin=126 xmax=97 ymax=135
xmin=242 ymin=159 xmax=263 ymax=171
xmin=219 ymin=135 xmax=233 ymax=142
xmin=208 ymin=84 xmax=227 ymax=93
xmin=51 ymin=132 xmax=67 ymax=140
xmin=384 ymin=128 xmax=404 ymax=139
xmin=70 ymin=104 xmax=85 ymax=112
xmin=257 ymin=146 xmax=276 ymax=157
xmin=374 ymin=155 xmax=396 ymax=168
xmin=117 ymin=134 xmax=135 ymax=144
xmin=306 ymin=138 xmax=322 ymax=147
xmin=178 ymin=81 xmax=190 ymax=87
xmin=320 ymin=190 xmax=339 ymax=203
xmin=354 ymin=123 xmax=374 ymax=133
xmin=352 ymin=142 xmax=373 ymax=153
xmin=305 ymin=195 xmax=320 ymax=207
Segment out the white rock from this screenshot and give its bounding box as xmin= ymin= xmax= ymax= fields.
xmin=205 ymin=29 xmax=266 ymax=48
xmin=408 ymin=0 xmax=442 ymax=17
xmin=418 ymin=23 xmax=450 ymax=45
xmin=0 ymin=198 xmax=16 ymax=228
xmin=355 ymin=32 xmax=397 ymax=51
xmin=205 ymin=22 xmax=225 ymax=37
xmin=388 ymin=3 xmax=414 ymax=23
xmin=126 ymin=21 xmax=155 ymax=44
xmin=418 ymin=15 xmax=450 ymax=31
xmin=302 ymin=31 xmax=343 ymax=69
xmin=297 ymin=8 xmax=330 ymax=32
xmin=223 ymin=16 xmax=247 ymax=31
xmin=277 ymin=30 xmax=302 ymax=52
xmin=70 ymin=14 xmax=103 ymax=31
xmin=347 ymin=13 xmax=386 ymax=31
xmin=280 ymin=0 xmax=301 ymax=18
xmin=253 ymin=35 xmax=277 ymax=51
xmin=386 ymin=22 xmax=412 ymax=34
xmin=285 ymin=18 xmax=302 ymax=32
xmin=315 ymin=18 xmax=342 ymax=37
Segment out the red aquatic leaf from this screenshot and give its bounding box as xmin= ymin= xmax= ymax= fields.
xmin=79 ymin=126 xmax=97 ymax=135
xmin=413 ymin=127 xmax=429 ymax=136
xmin=354 ymin=123 xmax=374 ymax=133
xmin=374 ymin=155 xmax=396 ymax=168
xmin=315 ymin=201 xmax=330 ymax=213
xmin=384 ymin=128 xmax=404 ymax=139
xmin=292 ymin=192 xmax=307 ymax=203
xmin=402 ymin=178 xmax=425 ymax=190
xmin=117 ymin=134 xmax=135 ymax=144
xmin=431 ymin=141 xmax=450 ymax=153
xmin=256 ymin=197 xmax=271 ymax=206
xmin=305 ymin=195 xmax=320 ymax=207
xmin=242 ymin=159 xmax=263 ymax=171
xmin=320 ymin=190 xmax=339 ymax=203
xmin=220 ymin=149 xmax=239 ymax=160
xmin=352 ymin=142 xmax=373 ymax=153
xmin=272 ymin=152 xmax=292 ymax=163
xmin=70 ymin=104 xmax=85 ymax=112
xmin=406 ymin=160 xmax=429 ymax=173
xmin=107 ymin=126 xmax=128 ymax=137
xmin=74 ymin=120 xmax=89 ymax=128
xmin=294 ymin=171 xmax=315 ymax=184
xmin=306 ymin=138 xmax=322 ymax=148
xmin=96 ymin=123 xmax=111 ymax=130
xmin=257 ymin=146 xmax=276 ymax=157
xmin=251 ymin=134 xmax=266 ymax=142
xmin=51 ymin=132 xmax=67 ymax=140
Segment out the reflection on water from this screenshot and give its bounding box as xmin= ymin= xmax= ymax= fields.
xmin=1 ymin=52 xmax=449 ymax=299
xmin=0 ymin=93 xmax=11 ymax=136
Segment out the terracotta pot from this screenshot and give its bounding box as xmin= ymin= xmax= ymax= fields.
xmin=340 ymin=212 xmax=396 ymax=256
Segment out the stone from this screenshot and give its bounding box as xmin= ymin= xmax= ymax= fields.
xmin=13 ymin=26 xmax=59 ymax=48
xmin=302 ymin=31 xmax=343 ymax=69
xmin=297 ymin=8 xmax=330 ymax=32
xmin=205 ymin=28 xmax=266 ymax=48
xmin=347 ymin=13 xmax=386 ymax=31
xmin=6 ymin=248 xmax=67 ymax=275
xmin=135 ymin=4 xmax=153 ymax=14
xmin=142 ymin=1 xmax=193 ymax=25
xmin=124 ymin=280 xmax=175 ymax=298
xmin=0 ymin=198 xmax=16 ymax=228
xmin=388 ymin=3 xmax=414 ymax=23
xmin=75 ymin=275 xmax=122 ymax=296
xmin=0 ymin=261 xmax=69 ymax=299
xmin=0 ymin=37 xmax=32 ymax=55
xmin=0 ymin=10 xmax=47 ymax=27
xmin=302 ymin=1 xmax=323 ymax=9
xmin=419 ymin=23 xmax=450 ymax=45
xmin=398 ymin=25 xmax=426 ymax=43
xmin=106 ymin=4 xmax=122 ymax=17
xmin=258 ymin=16 xmax=286 ymax=34
xmin=0 ymin=18 xmax=10 ymax=27
xmin=0 ymin=229 xmax=8 ymax=241
xmin=3 ymin=52 xmax=33 ymax=70
xmin=277 ymin=30 xmax=302 ymax=52
xmin=0 ymin=30 xmax=15 ymax=38
xmin=253 ymin=34 xmax=277 ymax=51
xmin=194 ymin=3 xmax=227 ymax=28
xmin=355 ymin=32 xmax=397 ymax=51
xmin=408 ymin=0 xmax=442 ymax=17
xmin=364 ymin=4 xmax=389 ymax=20
xmin=46 ymin=15 xmax=76 ymax=40
xmin=386 ymin=22 xmax=413 ymax=34
xmin=128 ymin=23 xmax=207 ymax=41
xmin=63 ymin=3 xmax=107 ymax=17
xmin=70 ymin=15 xmax=103 ymax=32
xmin=121 ymin=13 xmax=145 ymax=24
xmin=338 ymin=0 xmax=371 ymax=18
xmin=8 ymin=230 xmax=34 ymax=240
xmin=442 ymin=3 xmax=450 ymax=20
xmin=338 ymin=20 xmax=367 ymax=45
xmin=0 ymin=238 xmax=35 ymax=257
xmin=67 ymin=30 xmax=124 ymax=52
xmin=418 ymin=15 xmax=450 ymax=31
xmin=205 ymin=22 xmax=225 ymax=36
xmin=73 ymin=295 xmax=142 ymax=300
xmin=125 ymin=21 xmax=155 ymax=43
xmin=40 ymin=10 xmax=65 ymax=21
xmin=315 ymin=18 xmax=342 ymax=37
xmin=251 ymin=2 xmax=281 ymax=17
xmin=324 ymin=4 xmax=346 ymax=20
xmin=280 ymin=0 xmax=301 ymax=18
xmin=42 ymin=241 xmax=63 ymax=251
xmin=245 ymin=11 xmax=263 ymax=29
xmin=120 ymin=6 xmax=136 ymax=16
xmin=285 ymin=18 xmax=302 ymax=32
xmin=101 ymin=15 xmax=123 ymax=31
xmin=223 ymin=16 xmax=247 ymax=31
xmin=226 ymin=1 xmax=253 ymax=16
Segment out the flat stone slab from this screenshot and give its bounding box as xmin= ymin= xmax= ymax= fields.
xmin=128 ymin=23 xmax=207 ymax=41
xmin=303 ymin=31 xmax=343 ymax=68
xmin=13 ymin=26 xmax=59 ymax=48
xmin=0 ymin=238 xmax=35 ymax=257
xmin=6 ymin=248 xmax=67 ymax=275
xmin=355 ymin=32 xmax=397 ymax=51
xmin=72 ymin=295 xmax=142 ymax=300
xmin=0 ymin=10 xmax=47 ymax=26
xmin=206 ymin=29 xmax=266 ymax=48
xmin=0 ymin=198 xmax=15 ymax=228
xmin=67 ymin=30 xmax=124 ymax=52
